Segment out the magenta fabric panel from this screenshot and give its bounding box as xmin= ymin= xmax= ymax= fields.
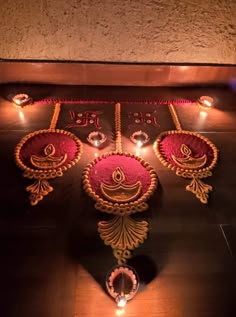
xmin=20 ymin=132 xmax=78 ymax=168
xmin=160 ymin=133 xmax=214 ymax=168
xmin=88 ymin=155 xmax=152 ymax=196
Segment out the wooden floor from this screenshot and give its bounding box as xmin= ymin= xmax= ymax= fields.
xmin=0 ymin=84 xmax=236 ymax=317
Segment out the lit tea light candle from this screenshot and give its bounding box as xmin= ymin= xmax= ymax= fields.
xmin=197 ymin=96 xmax=214 ymax=109
xmin=87 ymin=131 xmax=107 ymax=148
xmin=105 ymin=265 xmax=139 ymax=307
xmin=12 ymin=93 xmax=33 ymax=108
xmin=130 ymin=130 xmax=149 ymax=148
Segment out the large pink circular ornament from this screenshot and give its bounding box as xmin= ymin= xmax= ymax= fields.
xmin=83 ymin=152 xmax=157 ymax=215
xmin=15 ymin=129 xmax=83 ymax=205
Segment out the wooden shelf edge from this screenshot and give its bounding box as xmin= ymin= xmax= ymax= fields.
xmin=0 ymin=61 xmax=236 ymax=86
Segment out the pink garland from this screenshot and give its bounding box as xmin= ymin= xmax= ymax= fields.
xmin=34 ymin=99 xmax=194 ymax=105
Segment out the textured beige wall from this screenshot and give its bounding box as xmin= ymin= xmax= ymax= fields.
xmin=0 ymin=0 xmax=235 ymax=64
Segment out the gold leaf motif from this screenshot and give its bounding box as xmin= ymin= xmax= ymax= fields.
xmin=98 ymin=215 xmax=148 ymax=263
xmin=44 ymin=143 xmax=55 ymax=156
xmin=113 ymin=167 xmax=125 ymax=184
xmin=181 ymin=144 xmax=192 ymax=157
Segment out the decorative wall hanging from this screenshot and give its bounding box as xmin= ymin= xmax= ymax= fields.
xmin=15 ymin=103 xmax=83 ymax=206
xmin=83 ymin=103 xmax=157 ymax=305
xmin=153 ymin=104 xmax=218 ymax=204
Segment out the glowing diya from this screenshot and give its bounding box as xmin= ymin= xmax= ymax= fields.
xmin=83 ymin=103 xmax=157 ymax=264
xmin=12 ymin=93 xmax=33 ymax=108
xmin=105 ymin=265 xmax=139 ymax=307
xmin=154 ymin=104 xmax=218 ymax=204
xmin=87 ymin=131 xmax=107 ymax=147
xmin=130 ymin=130 xmax=149 ymax=147
xmin=15 ymin=103 xmax=83 ymax=205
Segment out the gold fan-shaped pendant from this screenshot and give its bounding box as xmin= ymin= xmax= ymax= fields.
xmin=98 ymin=215 xmax=148 ymax=264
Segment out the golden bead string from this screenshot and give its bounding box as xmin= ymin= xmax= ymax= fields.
xmin=50 ymin=103 xmax=61 ymax=129
xmin=168 ymin=103 xmax=182 ymax=131
xmin=115 ymin=102 xmax=122 ymax=152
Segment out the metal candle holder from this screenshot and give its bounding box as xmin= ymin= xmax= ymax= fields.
xmin=12 ymin=93 xmax=33 ymax=108
xmin=105 ymin=265 xmax=139 ymax=307
xmin=87 ymin=131 xmax=107 ymax=147
xmin=130 ymin=130 xmax=149 ymax=147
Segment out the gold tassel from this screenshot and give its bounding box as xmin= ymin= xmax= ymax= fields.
xmin=186 ymin=177 xmax=212 ymax=204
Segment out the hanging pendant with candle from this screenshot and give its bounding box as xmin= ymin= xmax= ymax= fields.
xmin=83 ymin=103 xmax=157 ymax=263
xmin=83 ymin=103 xmax=158 ymax=305
xmin=153 ymin=104 xmax=218 ymax=204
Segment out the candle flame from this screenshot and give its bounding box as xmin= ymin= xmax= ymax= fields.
xmin=116 ymin=296 xmax=127 ymax=308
